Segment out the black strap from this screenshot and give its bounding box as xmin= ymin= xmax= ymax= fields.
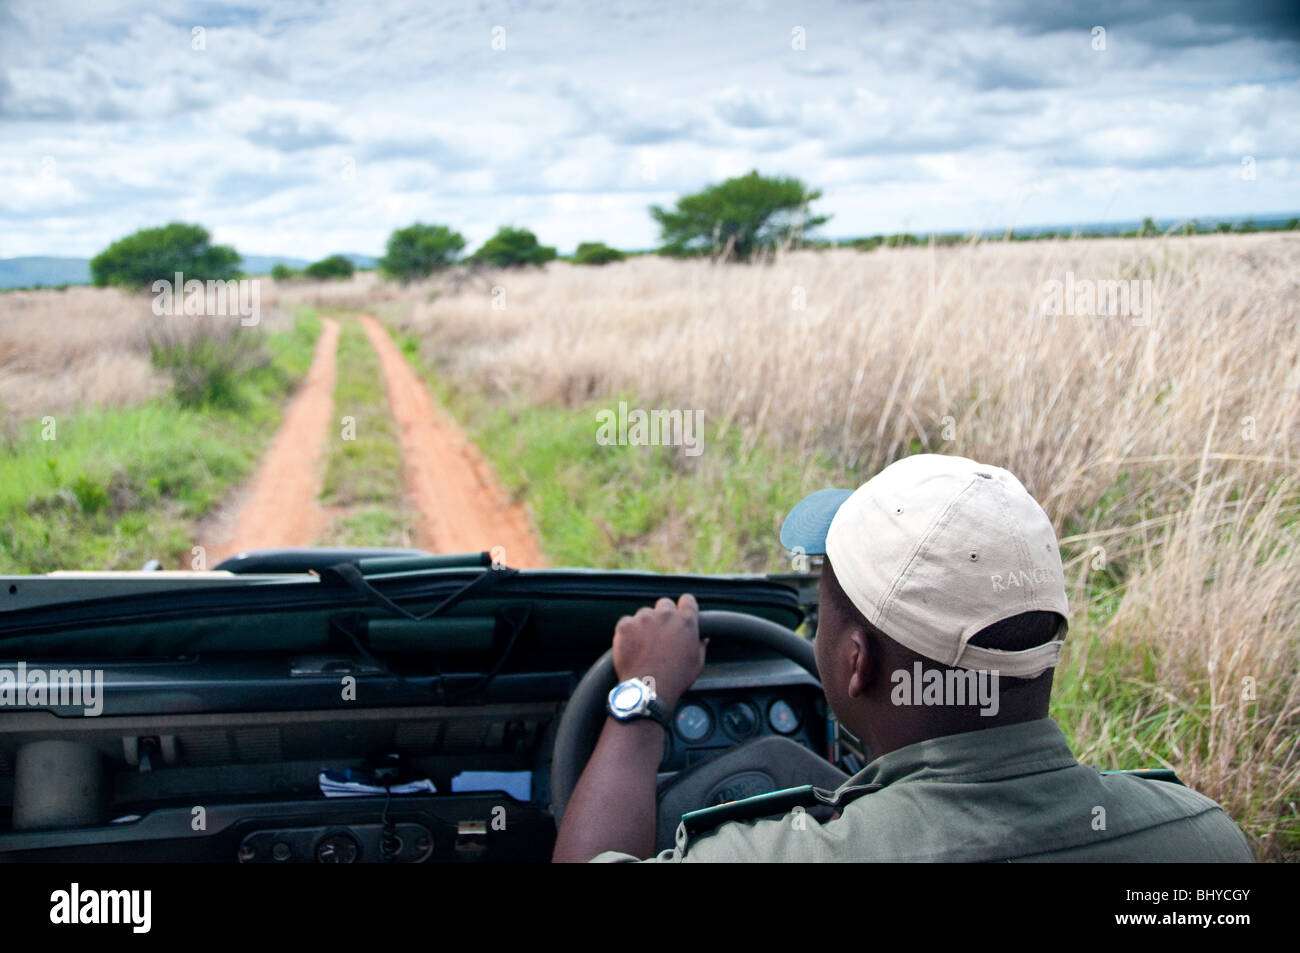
xmin=433 ymin=602 xmax=532 ymax=703
xmin=321 ymin=562 xmax=530 ymax=703
xmin=320 ymin=561 xmax=518 ymax=621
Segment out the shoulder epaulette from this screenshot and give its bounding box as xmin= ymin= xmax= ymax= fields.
xmin=677 ymin=779 xmax=882 ymax=845
xmin=1100 ymin=768 xmax=1184 ymax=786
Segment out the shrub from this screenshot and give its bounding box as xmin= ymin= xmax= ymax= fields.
xmin=573 ymin=242 xmax=627 ymax=265
xmin=472 ymin=227 xmax=557 ymax=268
xmin=147 ymin=322 xmax=271 ymax=409
xmin=270 ymin=263 xmax=299 ymax=281
xmin=70 ymin=474 xmax=109 ymax=515
xmin=304 ymin=255 xmax=355 ymax=280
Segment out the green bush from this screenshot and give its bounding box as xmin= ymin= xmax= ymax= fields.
xmin=90 ymin=222 xmax=240 ymax=289
xmin=304 ymin=254 xmax=355 ymax=280
xmin=573 ymin=242 xmax=627 ymax=265
xmin=149 ymin=328 xmax=272 ymax=409
xmin=381 ymin=223 xmax=466 ymax=282
xmin=472 ymin=226 xmax=557 ymax=268
xmin=70 ymin=474 xmax=110 ymax=515
xmin=270 ymin=263 xmax=299 ymax=281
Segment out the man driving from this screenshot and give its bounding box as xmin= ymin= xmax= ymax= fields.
xmin=552 ymin=454 xmax=1253 ymax=862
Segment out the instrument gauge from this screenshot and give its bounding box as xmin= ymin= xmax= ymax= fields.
xmin=674 ymin=703 xmax=713 ymax=743
xmin=720 ymin=701 xmax=759 ymax=741
xmin=768 ymin=698 xmax=802 ymax=735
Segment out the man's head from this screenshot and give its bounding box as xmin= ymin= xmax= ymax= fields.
xmin=780 ymin=454 xmax=1069 ymax=756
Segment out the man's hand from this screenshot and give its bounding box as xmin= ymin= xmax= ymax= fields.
xmin=551 ymin=593 xmax=706 ymax=862
xmin=613 ymin=594 xmax=707 ymax=710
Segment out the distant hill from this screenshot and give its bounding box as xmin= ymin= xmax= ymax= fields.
xmin=831 ymin=212 xmax=1300 ymax=245
xmin=238 ymin=252 xmax=379 ymax=275
xmin=0 ymin=257 xmax=92 ymax=289
xmin=238 ymin=254 xmax=308 ymax=276
xmin=0 ymin=252 xmax=381 ymax=289
xmin=338 ymin=253 xmax=379 ymax=270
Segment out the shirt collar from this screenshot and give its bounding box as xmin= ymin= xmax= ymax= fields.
xmin=835 ymin=718 xmax=1079 ymax=796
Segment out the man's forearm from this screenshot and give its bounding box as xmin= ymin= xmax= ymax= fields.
xmin=552 ymin=717 xmax=664 ymax=862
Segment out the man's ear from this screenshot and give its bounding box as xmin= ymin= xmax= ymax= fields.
xmin=846 ymin=628 xmax=873 ymax=698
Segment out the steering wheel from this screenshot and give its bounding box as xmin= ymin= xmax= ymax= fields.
xmin=550 ymin=610 xmax=849 ymax=853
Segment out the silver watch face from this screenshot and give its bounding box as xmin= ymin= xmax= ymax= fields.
xmin=610 ymin=680 xmax=646 ymax=714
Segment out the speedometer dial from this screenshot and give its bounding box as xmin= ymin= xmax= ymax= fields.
xmin=674 ymin=703 xmax=713 ymax=743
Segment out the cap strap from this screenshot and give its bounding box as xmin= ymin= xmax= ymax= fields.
xmin=952 ymin=640 xmax=1063 ymax=679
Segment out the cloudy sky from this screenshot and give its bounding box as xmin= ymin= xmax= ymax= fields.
xmin=2 ymin=0 xmax=1298 ymax=260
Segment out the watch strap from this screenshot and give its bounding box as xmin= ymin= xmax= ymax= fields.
xmin=644 ymin=695 xmax=670 ymax=730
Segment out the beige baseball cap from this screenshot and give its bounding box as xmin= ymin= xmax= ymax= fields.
xmin=780 ymin=454 xmax=1069 ymax=678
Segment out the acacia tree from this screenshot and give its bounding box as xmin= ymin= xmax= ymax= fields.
xmin=650 ymin=171 xmax=830 ymax=261
xmin=380 ymin=223 xmax=465 ymax=281
xmin=90 ymin=222 xmax=240 ymax=288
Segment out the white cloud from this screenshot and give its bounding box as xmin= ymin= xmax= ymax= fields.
xmin=0 ymin=0 xmax=1297 ymax=258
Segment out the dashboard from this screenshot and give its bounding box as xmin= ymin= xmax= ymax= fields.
xmin=0 ymin=650 xmax=832 ymax=862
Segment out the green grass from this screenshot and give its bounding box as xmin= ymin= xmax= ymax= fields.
xmin=1050 ymin=623 xmax=1300 ymax=857
xmin=0 ymin=313 xmax=321 ymax=572
xmin=393 ymin=328 xmax=844 ymax=573
xmin=317 ymin=315 xmax=409 ymax=547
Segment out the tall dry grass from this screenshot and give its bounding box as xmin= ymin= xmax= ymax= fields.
xmin=0 ymin=286 xmax=166 ymax=430
xmin=0 ymin=274 xmax=391 ymax=432
xmin=267 ymin=270 xmax=416 ymax=312
xmin=394 ymin=235 xmax=1298 ymax=510
xmin=390 ymin=233 xmax=1300 ymax=858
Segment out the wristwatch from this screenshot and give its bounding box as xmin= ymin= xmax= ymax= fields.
xmin=606 ymin=677 xmax=670 ymax=729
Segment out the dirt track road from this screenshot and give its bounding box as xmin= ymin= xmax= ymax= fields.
xmin=206 ymin=313 xmax=544 ymax=569
xmin=359 ymin=314 xmax=545 ymax=568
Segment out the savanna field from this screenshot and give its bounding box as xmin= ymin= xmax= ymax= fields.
xmin=2 ymin=233 xmax=1297 ymax=858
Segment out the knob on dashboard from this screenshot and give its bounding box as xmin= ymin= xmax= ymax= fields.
xmin=315 ymin=832 xmax=360 ymax=863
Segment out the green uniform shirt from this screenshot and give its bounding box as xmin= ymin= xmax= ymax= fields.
xmin=593 ymin=718 xmax=1254 ymax=862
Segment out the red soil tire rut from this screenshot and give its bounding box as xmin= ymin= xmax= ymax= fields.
xmin=358 ymin=314 xmax=545 ymax=568
xmin=206 ymin=317 xmax=341 ymax=566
